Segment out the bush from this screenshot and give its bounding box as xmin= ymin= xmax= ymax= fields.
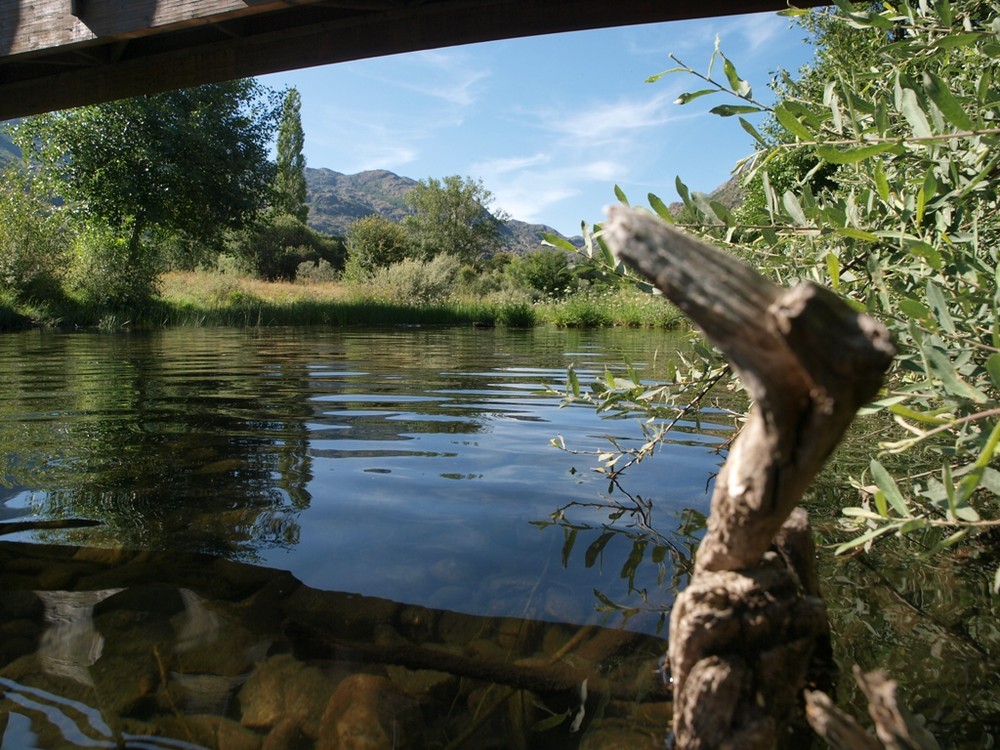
xmin=0 ymin=167 xmax=68 ymax=301
xmin=344 ymin=214 xmax=411 ymax=281
xmin=505 ymin=248 xmax=577 ymax=299
xmin=365 ymin=254 xmax=461 ymax=304
xmin=296 ymin=258 xmax=338 ymax=284
xmin=229 ymin=212 xmax=345 ymax=281
xmin=67 ymin=223 xmax=160 ymax=309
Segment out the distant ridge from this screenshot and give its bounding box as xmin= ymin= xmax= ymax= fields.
xmin=305 ymin=167 xmax=576 ymax=256
xmin=0 ymin=126 xmax=581 ymax=256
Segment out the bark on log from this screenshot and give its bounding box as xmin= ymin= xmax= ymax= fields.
xmin=603 ymin=207 xmax=895 ymax=749
xmin=805 ymin=667 xmax=942 ymax=750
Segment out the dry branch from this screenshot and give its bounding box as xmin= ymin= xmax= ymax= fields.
xmin=603 ymin=206 xmax=895 ymax=749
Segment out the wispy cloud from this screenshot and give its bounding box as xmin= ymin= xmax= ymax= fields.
xmin=352 ymin=49 xmax=491 ymax=108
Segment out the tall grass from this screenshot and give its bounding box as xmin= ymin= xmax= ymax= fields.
xmin=2 ymin=270 xmax=683 ymax=331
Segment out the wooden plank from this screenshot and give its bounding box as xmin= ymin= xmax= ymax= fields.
xmin=0 ymin=0 xmax=323 ymax=57
xmin=0 ymin=0 xmax=829 ymax=119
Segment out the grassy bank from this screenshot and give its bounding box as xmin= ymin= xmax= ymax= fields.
xmin=2 ymin=271 xmax=684 ymax=331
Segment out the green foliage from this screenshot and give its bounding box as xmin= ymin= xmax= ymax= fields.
xmin=591 ymin=0 xmax=1000 ymax=586
xmin=228 ymin=212 xmax=345 ymax=281
xmin=68 ymin=222 xmax=160 ymax=309
xmin=404 ymin=175 xmax=508 ymax=264
xmin=274 ymin=87 xmax=309 ymax=223
xmin=14 ymin=80 xmax=279 ymax=282
xmin=344 ymin=214 xmax=411 ymax=281
xmin=0 ymin=165 xmax=67 ymax=301
xmin=365 ymin=254 xmax=461 ymax=304
xmin=504 ymin=248 xmax=577 ymax=299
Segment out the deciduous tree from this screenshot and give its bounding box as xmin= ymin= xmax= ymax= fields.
xmin=404 ymin=175 xmax=508 ymax=265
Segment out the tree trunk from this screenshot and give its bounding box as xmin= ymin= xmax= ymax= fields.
xmin=603 ymin=207 xmax=895 ymax=749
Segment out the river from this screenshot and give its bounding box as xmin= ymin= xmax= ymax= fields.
xmin=0 ymin=326 xmax=996 ymax=748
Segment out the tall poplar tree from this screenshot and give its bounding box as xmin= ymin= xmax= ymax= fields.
xmin=274 ymin=87 xmax=308 ymax=223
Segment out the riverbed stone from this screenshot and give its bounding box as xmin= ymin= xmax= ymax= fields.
xmin=316 ymin=673 xmax=422 ymax=750
xmin=239 ymin=653 xmax=335 ymax=739
xmin=158 ymin=714 xmax=262 ymax=750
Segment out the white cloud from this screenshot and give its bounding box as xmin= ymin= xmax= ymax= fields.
xmin=352 ymin=49 xmax=491 ymax=108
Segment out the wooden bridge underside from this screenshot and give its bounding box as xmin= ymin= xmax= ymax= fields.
xmin=0 ymin=1 xmax=815 ymax=120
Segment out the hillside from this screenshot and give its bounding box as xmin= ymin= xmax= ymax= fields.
xmin=0 ymin=129 xmax=578 ymax=255
xmin=305 ymin=167 xmax=573 ymax=255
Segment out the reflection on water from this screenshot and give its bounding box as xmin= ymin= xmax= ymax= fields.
xmin=1 ymin=326 xmax=998 ymax=747
xmin=0 ymin=541 xmax=669 ymax=749
xmin=0 ymin=327 xmax=726 ymax=631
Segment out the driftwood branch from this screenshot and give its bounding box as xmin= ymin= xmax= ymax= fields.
xmin=603 ymin=207 xmax=895 ymax=749
xmin=806 ymin=667 xmax=942 ymax=750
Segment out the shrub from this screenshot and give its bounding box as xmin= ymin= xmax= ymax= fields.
xmin=505 ymin=248 xmax=577 ymax=299
xmin=67 ymin=222 xmax=160 ymax=309
xmin=296 ymin=258 xmax=338 ymax=284
xmin=228 ymin=212 xmax=345 ymax=281
xmin=344 ymin=214 xmax=411 ymax=281
xmin=0 ymin=167 xmax=68 ymax=301
xmin=365 ymin=254 xmax=461 ymax=304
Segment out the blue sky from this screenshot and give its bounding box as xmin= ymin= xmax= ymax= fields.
xmin=259 ymin=11 xmax=815 ymax=236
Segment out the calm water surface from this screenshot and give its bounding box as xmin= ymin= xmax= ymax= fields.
xmin=1 ymin=326 xmax=996 ymax=748
xmin=1 ymin=327 xmax=724 ymax=626
xmin=0 ymin=326 xmax=727 ymax=749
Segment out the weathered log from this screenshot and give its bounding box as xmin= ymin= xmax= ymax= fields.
xmin=603 ymin=207 xmax=894 ymax=749
xmin=805 ymin=667 xmax=942 ymax=750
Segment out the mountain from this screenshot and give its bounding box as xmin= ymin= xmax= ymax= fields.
xmin=0 ymin=134 xmax=575 ymax=255
xmin=305 ymin=167 xmax=573 ymax=255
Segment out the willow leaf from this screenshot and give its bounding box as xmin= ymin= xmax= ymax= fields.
xmin=923 ymin=72 xmax=976 ymax=130
xmin=815 ymin=142 xmax=896 ymax=164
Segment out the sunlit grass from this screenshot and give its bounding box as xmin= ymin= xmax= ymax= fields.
xmin=2 ymin=270 xmax=684 ymax=330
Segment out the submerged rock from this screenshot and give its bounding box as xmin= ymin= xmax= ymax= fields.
xmin=239 ymin=653 xmax=335 ymax=740
xmin=316 ymin=673 xmax=422 ymax=750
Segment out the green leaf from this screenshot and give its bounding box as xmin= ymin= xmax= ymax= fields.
xmin=541 ymin=232 xmax=578 ymax=253
xmin=815 ymin=142 xmax=897 ymax=164
xmin=870 ymin=459 xmax=912 ymax=517
xmin=826 ymin=252 xmax=840 ymax=291
xmin=925 ymin=280 xmax=956 ymax=333
xmin=986 ymin=353 xmax=1000 ymax=389
xmin=773 ymin=103 xmax=814 ymax=141
xmin=722 ymin=56 xmax=752 ymax=97
xmin=907 ymin=241 xmax=943 ymax=269
xmin=647 ymin=193 xmax=675 ymax=224
xmin=900 ymin=87 xmax=933 ymax=138
xmin=955 ymin=421 xmax=1000 ymax=507
xmin=931 ymin=32 xmax=984 ymax=49
xmin=566 ymin=366 xmax=580 ymax=398
xmin=834 ymin=523 xmax=900 ymax=554
xmin=709 ymin=200 xmax=735 ymax=225
xmin=532 ymin=710 xmax=569 ymax=733
xmin=834 ymin=226 xmax=880 ymax=242
xmin=614 ymin=184 xmax=629 ymax=206
xmin=675 ymin=176 xmax=692 ymax=207
xmin=709 ymin=104 xmax=762 ymax=117
xmin=561 ymin=528 xmax=578 ymax=568
xmin=923 ymin=71 xmax=976 ymax=130
xmin=645 ymin=66 xmax=687 ymax=84
xmin=874 ymin=160 xmax=890 ymax=201
xmin=674 ymin=89 xmax=719 ymax=105
xmin=887 ymin=403 xmax=951 ymax=424
xmin=782 ymin=191 xmax=808 ymax=226
xmin=739 ymin=117 xmax=767 ymax=145
xmin=924 ymin=347 xmax=988 ymax=402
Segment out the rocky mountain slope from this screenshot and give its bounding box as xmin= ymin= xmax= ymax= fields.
xmin=305 ymin=167 xmax=572 ymax=255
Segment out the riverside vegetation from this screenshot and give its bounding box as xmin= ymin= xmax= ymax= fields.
xmin=0 ymin=86 xmax=681 ymax=332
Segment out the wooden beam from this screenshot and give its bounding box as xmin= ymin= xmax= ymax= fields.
xmin=0 ymin=0 xmax=827 ymax=120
